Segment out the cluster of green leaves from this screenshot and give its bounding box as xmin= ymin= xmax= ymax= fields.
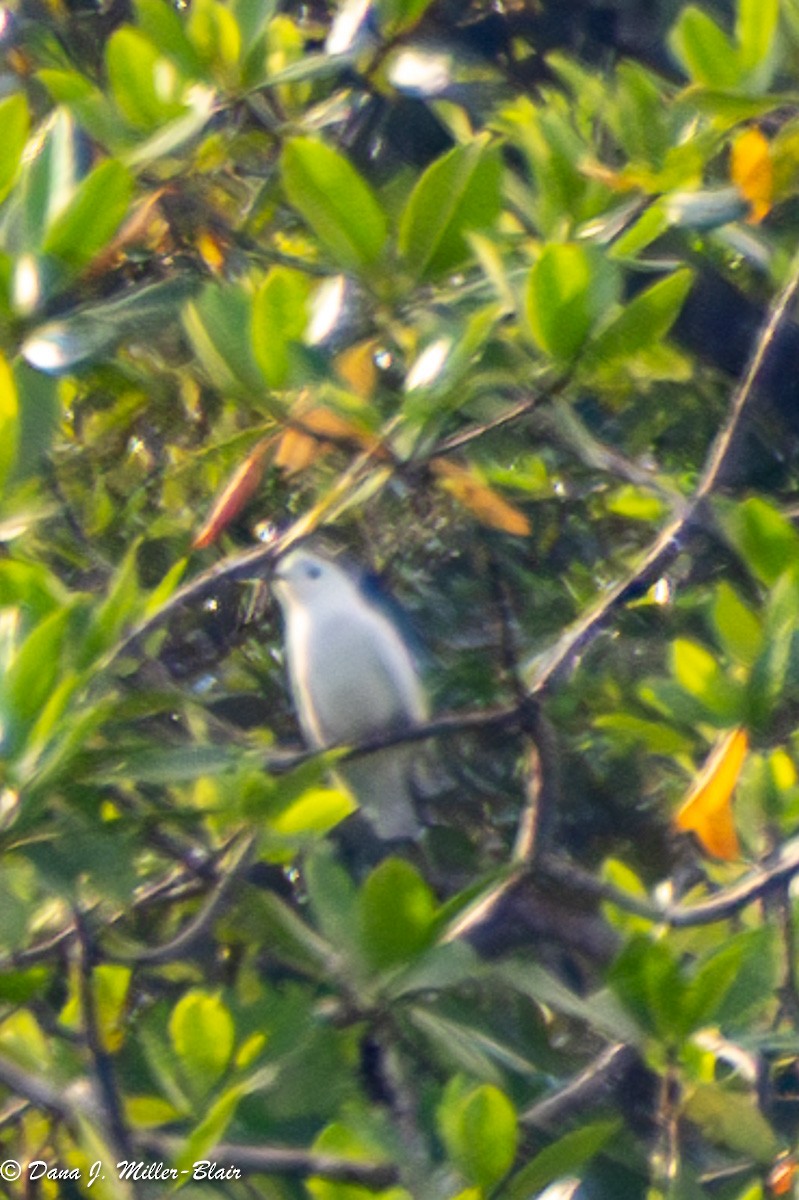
xmin=5 ymin=0 xmax=799 ymax=1197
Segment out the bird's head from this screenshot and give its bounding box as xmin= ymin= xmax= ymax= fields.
xmin=273 ymin=548 xmax=355 ymax=609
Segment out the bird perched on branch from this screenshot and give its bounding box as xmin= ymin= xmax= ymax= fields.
xmin=273 ymin=546 xmax=428 ymax=840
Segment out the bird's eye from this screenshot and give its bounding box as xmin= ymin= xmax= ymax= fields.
xmin=306 ymin=563 xmax=322 ymax=580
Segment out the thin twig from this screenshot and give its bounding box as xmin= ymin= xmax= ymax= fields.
xmin=131 ymin=1133 xmax=401 ymax=1188
xmin=73 ymin=908 xmax=134 ymax=1160
xmin=0 ymin=1054 xmax=400 ymax=1188
xmin=520 ymin=1042 xmax=644 ymax=1130
xmin=536 ymin=836 xmax=799 ymax=927
xmin=105 ymin=834 xmax=256 ymax=965
xmin=525 ymin=247 xmax=799 ymax=698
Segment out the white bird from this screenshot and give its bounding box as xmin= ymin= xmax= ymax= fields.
xmin=273 ymin=547 xmax=428 ymax=840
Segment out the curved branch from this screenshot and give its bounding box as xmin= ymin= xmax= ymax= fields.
xmin=526 ymin=245 xmax=799 ymax=697
xmin=537 ymin=836 xmax=799 ymax=928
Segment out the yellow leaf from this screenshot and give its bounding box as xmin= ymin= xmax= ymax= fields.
xmin=196 ymin=228 xmax=227 ymax=273
xmin=0 ymin=351 xmax=18 ymax=491
xmin=334 ymin=338 xmax=378 ymax=399
xmin=430 ymin=458 xmax=531 ymax=536
xmin=731 ymin=127 xmax=772 ymax=224
xmin=675 ymin=727 xmax=748 ymax=860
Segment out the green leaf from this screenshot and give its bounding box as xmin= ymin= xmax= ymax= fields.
xmin=599 ymin=859 xmax=655 ymax=937
xmin=0 ymin=1010 xmax=52 ymax=1072
xmin=133 ymin=0 xmax=203 ymax=77
xmin=0 ymin=968 xmax=50 ymax=1005
xmin=252 ymin=266 xmax=311 ymax=388
xmin=305 ymin=843 xmax=360 ymax=960
xmin=408 ymin=1007 xmax=521 ymax=1083
xmin=177 ymin=1079 xmax=259 ymax=1170
xmin=710 ymin=927 xmax=779 ymax=1027
xmin=269 ymin=785 xmax=356 ymax=836
xmin=684 ymin=1084 xmax=779 ymax=1163
xmin=399 ymin=137 xmax=502 ymax=280
xmin=608 ymin=937 xmax=684 ymax=1040
xmin=586 ymin=268 xmax=694 ymax=364
xmin=376 ymin=0 xmax=436 ymax=33
xmin=358 ymin=859 xmax=437 ymax=971
xmin=4 ymin=604 xmax=75 ymax=735
xmin=718 ymin=496 xmax=799 ymax=588
xmin=438 ymin=1082 xmax=518 ymax=1192
xmin=711 ymin=582 xmax=762 ymax=669
xmin=736 ymin=0 xmax=779 ymax=80
xmin=93 ymin=965 xmax=132 ymax=1053
xmin=256 ymin=891 xmax=336 ymax=977
xmin=671 ymin=638 xmax=743 ymax=722
xmin=0 ymin=94 xmax=30 ymax=207
xmin=186 ymin=0 xmax=242 ymax=75
xmin=13 ymin=363 xmax=59 ymax=483
xmin=169 ymin=990 xmax=235 ymax=1089
xmin=281 ymin=137 xmax=388 ymax=275
xmin=506 ymin=1120 xmax=621 ymax=1200
xmin=525 ymin=243 xmax=620 ymax=362
xmin=79 ymin=543 xmax=141 ymax=666
xmin=183 ymin=280 xmax=269 ymax=396
xmin=669 ymin=6 xmax=741 ymax=88
xmin=679 ymin=942 xmax=745 ymax=1037
xmin=16 ymin=108 xmax=85 ymax=251
xmin=308 ymin=1122 xmax=396 ymax=1200
xmin=43 ymin=159 xmax=134 ymax=270
xmin=107 ymin=28 xmax=188 ymax=129
xmin=747 ymin=569 xmax=799 ymax=726
xmin=594 ymin=714 xmax=691 ymax=756
xmin=123 ymin=83 xmax=216 ymax=168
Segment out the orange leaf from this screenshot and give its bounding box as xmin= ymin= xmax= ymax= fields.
xmin=731 ymin=127 xmax=773 ymax=224
xmin=768 ymin=1155 xmax=798 ymax=1198
xmin=675 ymin=727 xmax=748 ymax=860
xmin=430 ymin=458 xmax=531 ymax=536
xmin=275 ymin=406 xmax=385 ymax=476
xmin=193 ymin=435 xmax=275 ymax=550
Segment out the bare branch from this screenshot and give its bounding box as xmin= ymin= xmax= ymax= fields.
xmin=105 ymin=834 xmax=256 ymax=965
xmin=135 ymin=1133 xmax=401 ymax=1189
xmin=0 ymin=1057 xmax=399 ymax=1189
xmin=73 ymin=908 xmax=134 ymax=1160
xmin=537 ymin=836 xmax=799 ymax=928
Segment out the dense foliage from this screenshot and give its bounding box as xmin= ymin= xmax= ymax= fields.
xmin=5 ymin=0 xmax=799 ymax=1197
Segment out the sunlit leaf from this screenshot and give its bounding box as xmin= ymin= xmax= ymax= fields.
xmin=0 ymin=93 xmax=29 ymax=207
xmin=669 ymin=6 xmax=741 ymax=88
xmin=526 ymin=243 xmax=620 ymax=361
xmin=281 ymin=137 xmax=387 ymax=274
xmin=169 ymin=989 xmax=234 ymax=1088
xmin=0 ymin=351 xmax=19 ymax=492
xmin=438 ymin=1082 xmax=518 ymax=1193
xmin=252 ymin=265 xmax=311 ymax=388
xmin=731 ymin=127 xmax=772 ymax=223
xmin=43 ymin=159 xmax=134 ymax=270
xmin=675 ymin=728 xmax=748 ymax=860
xmin=586 ymin=268 xmax=694 ymax=363
xmin=399 ymin=137 xmax=502 ymax=280
xmin=358 ymin=858 xmax=437 ymax=971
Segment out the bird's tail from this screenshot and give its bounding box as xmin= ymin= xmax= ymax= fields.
xmin=338 ymin=747 xmax=421 ymax=841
